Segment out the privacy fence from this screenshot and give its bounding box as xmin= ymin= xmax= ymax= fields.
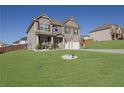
xmin=80 ymin=39 xmax=93 ymax=46
xmin=0 ymin=44 xmax=27 ymax=53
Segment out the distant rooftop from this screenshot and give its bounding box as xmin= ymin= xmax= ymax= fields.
xmin=13 ymin=36 xmax=27 ymax=44
xmin=0 ymin=41 xmax=8 ymax=45
xmin=90 ymin=24 xmax=119 ymax=33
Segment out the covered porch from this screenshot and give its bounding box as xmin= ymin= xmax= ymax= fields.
xmin=111 ymin=33 xmax=123 ymax=40
xmin=36 ymin=34 xmax=65 ymax=49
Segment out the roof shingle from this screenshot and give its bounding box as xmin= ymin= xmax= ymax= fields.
xmin=90 ymin=24 xmax=118 ymax=33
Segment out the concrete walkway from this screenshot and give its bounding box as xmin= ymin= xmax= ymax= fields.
xmin=80 ymin=49 xmax=124 ymax=54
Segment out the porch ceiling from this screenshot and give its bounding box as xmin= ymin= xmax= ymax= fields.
xmin=35 ymin=31 xmax=64 ymax=37
xmin=54 ymin=33 xmax=64 ymax=37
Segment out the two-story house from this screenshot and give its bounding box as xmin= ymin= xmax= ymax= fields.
xmin=90 ymin=24 xmax=124 ymax=41
xmin=27 ymin=13 xmax=80 ymax=50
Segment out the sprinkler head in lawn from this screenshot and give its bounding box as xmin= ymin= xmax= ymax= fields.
xmin=62 ymin=54 xmax=78 ymax=60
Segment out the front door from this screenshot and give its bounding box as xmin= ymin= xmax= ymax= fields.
xmin=56 ymin=37 xmax=63 ymax=48
xmin=39 ymin=36 xmax=47 ymax=45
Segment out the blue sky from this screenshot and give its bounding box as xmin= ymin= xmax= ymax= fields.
xmin=1 ymin=5 xmax=124 ymax=44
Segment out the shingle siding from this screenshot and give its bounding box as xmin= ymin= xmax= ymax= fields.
xmin=90 ymin=24 xmax=124 ymax=41
xmin=64 ymin=20 xmax=80 ymax=42
xmin=27 ymin=25 xmax=37 ymax=49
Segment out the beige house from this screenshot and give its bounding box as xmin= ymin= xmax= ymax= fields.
xmin=27 ymin=13 xmax=80 ymax=50
xmin=90 ymin=24 xmax=124 ymax=41
xmin=122 ymin=28 xmax=124 ymax=38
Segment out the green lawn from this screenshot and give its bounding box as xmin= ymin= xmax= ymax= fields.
xmin=0 ymin=50 xmax=124 ymax=87
xmin=85 ymin=40 xmax=124 ymax=49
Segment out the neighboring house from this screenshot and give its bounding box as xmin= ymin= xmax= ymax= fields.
xmin=13 ymin=37 xmax=27 ymax=45
xmin=90 ymin=24 xmax=124 ymax=41
xmin=27 ymin=13 xmax=80 ymax=50
xmin=122 ymin=28 xmax=124 ymax=39
xmin=0 ymin=41 xmax=8 ymax=47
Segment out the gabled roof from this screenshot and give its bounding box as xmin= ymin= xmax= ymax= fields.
xmin=34 ymin=13 xmax=53 ymax=23
xmin=90 ymin=24 xmax=118 ymax=33
xmin=63 ymin=16 xmax=75 ymax=24
xmin=27 ymin=13 xmax=80 ymax=33
xmin=36 ymin=13 xmax=63 ymax=26
xmin=35 ymin=13 xmax=49 ymax=19
xmin=27 ymin=13 xmax=52 ymax=33
xmin=51 ymin=19 xmax=63 ymax=26
xmin=63 ymin=16 xmax=80 ymax=28
xmin=26 ymin=20 xmax=36 ymax=33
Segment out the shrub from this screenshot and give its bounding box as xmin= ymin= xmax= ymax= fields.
xmin=52 ymin=43 xmax=58 ymax=49
xmin=36 ymin=44 xmax=41 ymax=49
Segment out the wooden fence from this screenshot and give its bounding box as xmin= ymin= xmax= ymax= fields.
xmin=0 ymin=44 xmax=27 ymax=53
xmin=80 ymin=39 xmax=93 ymax=46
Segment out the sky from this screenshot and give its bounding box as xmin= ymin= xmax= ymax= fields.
xmin=1 ymin=5 xmax=124 ymax=44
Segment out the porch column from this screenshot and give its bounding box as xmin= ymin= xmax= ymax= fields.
xmin=51 ymin=36 xmax=53 ymax=45
xmin=63 ymin=37 xmax=65 ymax=44
xmin=63 ymin=37 xmax=65 ymax=48
xmin=50 ymin=24 xmax=53 ymax=33
xmin=36 ymin=35 xmax=39 ymax=45
xmin=114 ymin=33 xmax=117 ymax=40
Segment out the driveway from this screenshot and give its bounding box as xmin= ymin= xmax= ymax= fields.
xmin=80 ymin=49 xmax=124 ymax=54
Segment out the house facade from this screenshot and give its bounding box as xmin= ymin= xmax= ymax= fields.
xmin=122 ymin=28 xmax=124 ymax=38
xmin=27 ymin=13 xmax=80 ymax=50
xmin=90 ymin=24 xmax=124 ymax=41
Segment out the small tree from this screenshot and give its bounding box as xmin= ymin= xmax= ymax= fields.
xmin=36 ymin=44 xmax=45 ymax=49
xmin=40 ymin=45 xmax=45 ymax=49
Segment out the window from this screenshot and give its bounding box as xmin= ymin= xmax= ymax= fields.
xmin=39 ymin=36 xmax=48 ymax=46
xmin=53 ymin=27 xmax=58 ymax=32
xmin=70 ymin=28 xmax=73 ymax=33
xmin=39 ymin=23 xmax=49 ymax=31
xmin=65 ymin=27 xmax=70 ymax=34
xmin=55 ymin=28 xmax=58 ymax=32
xmin=73 ymin=29 xmax=78 ymax=35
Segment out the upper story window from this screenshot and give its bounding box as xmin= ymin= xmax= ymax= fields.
xmin=65 ymin=27 xmax=70 ymax=34
xmin=39 ymin=23 xmax=50 ymax=31
xmin=53 ymin=26 xmax=61 ymax=32
xmin=73 ymin=29 xmax=78 ymax=35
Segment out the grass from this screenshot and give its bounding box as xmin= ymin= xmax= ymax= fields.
xmin=0 ymin=50 xmax=124 ymax=87
xmin=85 ymin=40 xmax=124 ymax=49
